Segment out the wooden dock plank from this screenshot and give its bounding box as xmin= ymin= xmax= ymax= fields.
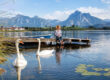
xmin=3 ymin=37 xmax=91 ymax=44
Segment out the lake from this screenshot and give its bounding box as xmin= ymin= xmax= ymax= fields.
xmin=1 ymin=30 xmax=110 ymax=80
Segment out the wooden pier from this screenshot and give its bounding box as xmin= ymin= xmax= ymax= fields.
xmin=4 ymin=37 xmax=91 ymax=45
xmin=21 ymin=38 xmax=90 ymax=44
xmin=2 ymin=37 xmax=91 ymax=49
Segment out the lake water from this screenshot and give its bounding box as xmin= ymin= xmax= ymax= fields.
xmin=1 ymin=30 xmax=110 ymax=80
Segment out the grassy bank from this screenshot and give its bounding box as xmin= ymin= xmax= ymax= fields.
xmin=0 ymin=34 xmax=16 ymax=64
xmin=0 ymin=41 xmax=16 ymax=64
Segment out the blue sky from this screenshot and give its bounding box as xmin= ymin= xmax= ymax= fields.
xmin=0 ymin=0 xmax=110 ymax=20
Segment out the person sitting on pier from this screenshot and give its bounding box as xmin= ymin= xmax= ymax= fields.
xmin=55 ymin=25 xmax=63 ymax=45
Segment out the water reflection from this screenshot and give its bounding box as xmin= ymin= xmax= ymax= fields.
xmin=36 ymin=49 xmax=54 ymax=74
xmin=15 ymin=64 xmax=27 ymax=80
xmin=36 ymin=55 xmax=42 ymax=74
xmin=0 ymin=68 xmax=5 ymax=75
xmin=1 ymin=30 xmax=95 ymax=38
xmin=55 ymin=46 xmax=63 ymax=64
xmin=2 ymin=30 xmax=110 ymax=80
xmin=16 ymin=67 xmax=22 ymax=80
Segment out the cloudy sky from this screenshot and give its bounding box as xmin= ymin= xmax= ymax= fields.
xmin=0 ymin=0 xmax=110 ymax=20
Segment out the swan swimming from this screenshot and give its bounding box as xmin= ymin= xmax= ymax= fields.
xmin=36 ymin=38 xmax=54 ymax=57
xmin=13 ymin=39 xmax=27 ymax=67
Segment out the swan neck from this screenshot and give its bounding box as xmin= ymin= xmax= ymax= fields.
xmin=16 ymin=41 xmax=20 ymax=57
xmin=37 ymin=39 xmax=41 ymax=55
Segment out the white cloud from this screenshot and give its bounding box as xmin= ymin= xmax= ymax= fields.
xmin=0 ymin=10 xmax=23 ymax=18
xmin=43 ymin=10 xmax=75 ymax=21
xmin=43 ymin=7 xmax=110 ymax=21
xmin=77 ymin=7 xmax=110 ymax=19
xmin=0 ymin=0 xmax=19 ymax=18
xmin=101 ymin=0 xmax=110 ymax=4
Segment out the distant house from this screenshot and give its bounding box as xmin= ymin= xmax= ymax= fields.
xmin=14 ymin=27 xmax=19 ymax=30
xmin=0 ymin=26 xmax=25 ymax=31
xmin=12 ymin=27 xmax=25 ymax=31
xmin=18 ymin=27 xmax=25 ymax=30
xmin=14 ymin=27 xmax=25 ymax=31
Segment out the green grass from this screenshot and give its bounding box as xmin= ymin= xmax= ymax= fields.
xmin=0 ymin=37 xmax=16 ymax=64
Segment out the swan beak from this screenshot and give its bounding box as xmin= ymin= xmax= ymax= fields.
xmin=19 ymin=41 xmax=24 ymax=44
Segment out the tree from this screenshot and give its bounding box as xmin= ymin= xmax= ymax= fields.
xmin=71 ymin=24 xmax=75 ymax=28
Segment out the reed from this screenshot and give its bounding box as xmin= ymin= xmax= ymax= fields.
xmin=0 ymin=35 xmax=16 ymax=64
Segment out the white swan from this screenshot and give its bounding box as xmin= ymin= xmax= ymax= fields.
xmin=36 ymin=38 xmax=54 ymax=58
xmin=13 ymin=39 xmax=27 ymax=67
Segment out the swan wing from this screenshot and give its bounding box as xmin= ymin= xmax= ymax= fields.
xmin=13 ymin=53 xmax=27 ymax=67
xmin=38 ymin=50 xmax=54 ymax=58
xmin=39 ymin=54 xmax=53 ymax=58
xmin=39 ymin=50 xmax=54 ymax=55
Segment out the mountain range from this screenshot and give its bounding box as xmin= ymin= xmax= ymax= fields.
xmin=0 ymin=11 xmax=110 ymax=28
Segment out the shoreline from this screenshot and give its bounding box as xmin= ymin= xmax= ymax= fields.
xmin=0 ymin=29 xmax=110 ymax=32
xmin=0 ymin=39 xmax=16 ymax=64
